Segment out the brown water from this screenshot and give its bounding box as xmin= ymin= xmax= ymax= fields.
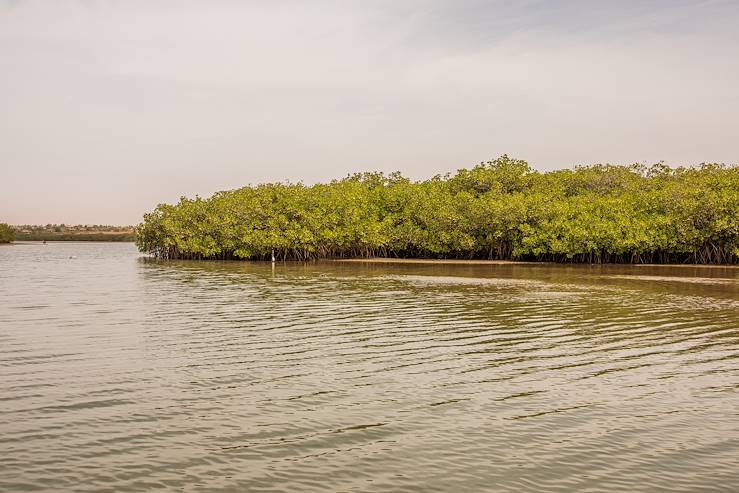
xmin=1 ymin=242 xmax=738 ymax=492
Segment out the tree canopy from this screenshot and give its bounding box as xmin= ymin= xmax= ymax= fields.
xmin=136 ymin=156 xmax=739 ymax=264
xmin=0 ymin=223 xmax=15 ymax=243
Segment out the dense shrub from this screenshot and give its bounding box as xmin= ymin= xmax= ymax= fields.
xmin=0 ymin=223 xmax=15 ymax=243
xmin=136 ymin=156 xmax=739 ymax=264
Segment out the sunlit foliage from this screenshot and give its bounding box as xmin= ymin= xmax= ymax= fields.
xmin=0 ymin=223 xmax=15 ymax=243
xmin=136 ymin=156 xmax=739 ymax=264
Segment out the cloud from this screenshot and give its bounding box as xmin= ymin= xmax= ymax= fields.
xmin=1 ymin=0 xmax=738 ymax=223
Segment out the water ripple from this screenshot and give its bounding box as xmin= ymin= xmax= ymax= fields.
xmin=1 ymin=243 xmax=738 ymax=492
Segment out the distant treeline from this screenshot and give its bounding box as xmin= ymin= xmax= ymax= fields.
xmin=13 ymin=225 xmax=135 ymax=242
xmin=136 ymin=156 xmax=739 ymax=264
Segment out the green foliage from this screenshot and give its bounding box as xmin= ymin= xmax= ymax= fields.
xmin=136 ymin=156 xmax=739 ymax=264
xmin=0 ymin=223 xmax=15 ymax=243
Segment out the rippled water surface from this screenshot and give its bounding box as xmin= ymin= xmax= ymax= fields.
xmin=2 ymin=242 xmax=739 ymax=492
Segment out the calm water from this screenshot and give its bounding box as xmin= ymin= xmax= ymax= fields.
xmin=1 ymin=242 xmax=739 ymax=492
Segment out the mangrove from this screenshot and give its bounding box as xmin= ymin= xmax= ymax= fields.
xmin=0 ymin=223 xmax=15 ymax=243
xmin=135 ymin=156 xmax=739 ymax=264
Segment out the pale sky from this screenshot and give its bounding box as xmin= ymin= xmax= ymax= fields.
xmin=2 ymin=0 xmax=738 ymax=225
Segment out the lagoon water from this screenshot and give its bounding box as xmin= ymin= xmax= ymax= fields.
xmin=1 ymin=242 xmax=738 ymax=492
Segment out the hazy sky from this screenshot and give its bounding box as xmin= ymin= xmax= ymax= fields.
xmin=2 ymin=0 xmax=738 ymax=225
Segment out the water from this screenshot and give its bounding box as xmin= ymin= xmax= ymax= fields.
xmin=1 ymin=242 xmax=738 ymax=492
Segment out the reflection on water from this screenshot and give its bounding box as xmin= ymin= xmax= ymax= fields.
xmin=1 ymin=242 xmax=738 ymax=492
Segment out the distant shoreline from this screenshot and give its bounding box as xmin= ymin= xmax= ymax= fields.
xmin=13 ymin=233 xmax=134 ymax=242
xmin=9 ymin=224 xmax=135 ymax=242
xmin=11 ymin=238 xmax=135 ymax=243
